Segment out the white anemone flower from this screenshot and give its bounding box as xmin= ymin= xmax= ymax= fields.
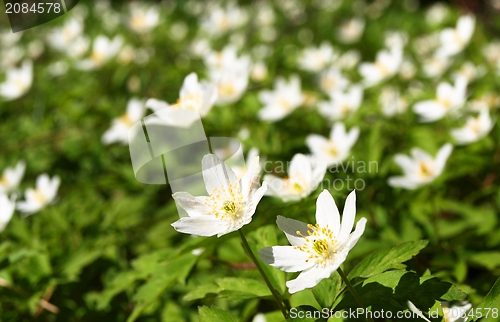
xmin=0 ymin=160 xmax=26 ymax=194
xmin=250 ymin=61 xmax=268 ymax=82
xmin=306 ymin=122 xmax=360 ymax=167
xmin=211 ymin=69 xmax=249 ymax=105
xmin=128 ymin=3 xmax=160 ymax=34
xmin=258 ymin=75 xmax=303 ymax=121
xmin=0 ymin=60 xmax=33 ymax=101
xmin=259 ymin=190 xmax=367 ymax=294
xmin=0 ymin=193 xmax=16 ymax=232
xmin=47 ymin=18 xmax=84 ymax=52
xmin=451 ymin=109 xmax=494 ymax=145
xmin=379 ymin=87 xmax=408 ymax=117
xmin=413 ymin=77 xmax=468 ymax=122
xmin=358 ymin=46 xmax=402 ymax=87
xmin=319 ymin=67 xmax=349 ymax=94
xmin=201 ymin=3 xmax=248 ymax=37
xmin=17 ymin=174 xmax=60 ymax=215
xmin=264 ymin=154 xmax=327 ymax=202
xmin=437 ymin=15 xmax=475 ymax=57
xmin=75 ymin=35 xmax=123 ymax=70
xmin=452 ymin=61 xmax=486 ymax=83
xmin=338 ymin=18 xmax=365 ymax=44
xmin=171 ymin=154 xmax=267 ymax=237
xmin=102 ymin=98 xmax=146 ymax=145
xmin=421 ymin=53 xmax=452 ymax=79
xmin=442 ymin=301 xmax=472 ymax=322
xmin=297 ymin=42 xmax=338 ymax=72
xmin=468 ymin=93 xmax=500 ymax=111
xmin=388 ymin=143 xmax=453 ymax=190
xmin=318 ymin=86 xmax=363 ymax=121
xmin=146 ymin=72 xmax=218 ymax=127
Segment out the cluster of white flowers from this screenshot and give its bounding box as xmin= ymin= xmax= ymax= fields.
xmin=0 ymin=161 xmax=60 ymax=233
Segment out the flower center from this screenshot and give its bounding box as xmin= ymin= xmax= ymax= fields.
xmin=418 ymin=162 xmax=434 ymax=178
xmin=467 ymin=117 xmax=481 ymax=134
xmin=218 ymin=82 xmax=236 ymax=97
xmin=119 ymin=114 xmax=134 ymax=127
xmin=130 ymin=15 xmax=147 ymax=30
xmin=322 ymin=141 xmax=338 ymax=157
xmin=295 ymin=223 xmax=338 ymax=266
xmin=284 ymin=175 xmax=308 ymax=195
xmin=205 ymin=183 xmax=244 ymax=220
xmin=375 ymin=60 xmax=390 ymax=77
xmin=0 ymin=175 xmax=8 ymax=186
xmin=172 ymin=93 xmax=202 ymax=111
xmin=91 ymin=51 xmax=106 ymax=65
xmin=34 ymin=189 xmax=47 ymax=204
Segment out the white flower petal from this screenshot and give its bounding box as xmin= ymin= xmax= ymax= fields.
xmin=315 ymin=190 xmax=341 ymax=236
xmin=259 ymin=246 xmax=313 ymax=272
xmin=338 ymin=190 xmax=356 ymax=243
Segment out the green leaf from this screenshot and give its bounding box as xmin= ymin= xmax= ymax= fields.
xmin=312 ymin=274 xmax=342 ymax=309
xmin=337 ymin=270 xmax=467 ymax=313
xmin=216 ymin=277 xmax=272 ymax=298
xmin=348 ymin=240 xmax=429 ymax=279
xmin=474 ymin=277 xmax=500 ymax=322
xmin=127 ymin=253 xmax=198 ymax=322
xmin=468 ymin=252 xmax=500 ymax=271
xmin=183 ymin=277 xmax=272 ymax=301
xmin=247 ymin=225 xmax=286 ymax=294
xmin=198 ymin=306 xmax=236 ymax=322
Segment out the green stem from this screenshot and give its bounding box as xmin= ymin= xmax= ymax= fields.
xmin=238 ymin=229 xmax=288 ymax=319
xmin=338 ymin=268 xmax=374 ymax=322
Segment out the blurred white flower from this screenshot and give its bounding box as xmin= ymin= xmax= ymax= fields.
xmin=47 ymin=18 xmax=84 ymax=52
xmin=413 ymin=77 xmax=468 ymax=122
xmin=204 ymin=46 xmax=251 ymax=73
xmin=0 ymin=29 xmax=23 ymax=47
xmin=338 ymin=18 xmax=365 ymax=44
xmin=17 ymin=174 xmax=60 ymax=215
xmin=318 ymin=85 xmax=363 ymax=121
xmin=171 ymin=154 xmax=267 ymax=237
xmin=451 ymin=109 xmax=494 ymax=145
xmin=437 ymin=15 xmax=475 ymax=57
xmin=336 ymin=50 xmax=361 ymax=70
xmin=319 ymin=67 xmax=349 ymax=94
xmin=359 ymin=46 xmax=402 ymax=87
xmin=388 ymin=143 xmax=453 ymax=190
xmin=27 ymin=40 xmax=44 ymax=59
xmin=399 ymin=59 xmax=416 ymax=80
xmin=250 ymin=61 xmax=268 ymax=82
xmin=259 ymin=26 xmax=278 ymax=42
xmin=264 ymin=154 xmax=327 ymax=202
xmin=169 ymin=21 xmax=188 ymax=41
xmin=127 ymin=3 xmax=160 ymax=34
xmin=384 ymin=30 xmax=408 ymax=49
xmin=146 ymin=72 xmax=217 ymax=127
xmin=306 ymin=122 xmax=359 ymax=167
xmin=75 ymin=35 xmax=123 ymax=70
xmin=201 ymin=3 xmax=248 ymax=37
xmin=468 ymin=93 xmax=500 ymax=111
xmin=211 ymin=69 xmax=249 ymax=105
xmin=482 ymin=41 xmax=500 ymax=66
xmin=255 ymin=3 xmax=275 ymax=26
xmin=425 ymin=3 xmax=449 ymax=26
xmin=421 ymin=53 xmax=451 ymax=78
xmin=259 ymin=190 xmax=366 ymax=294
xmin=0 ymin=193 xmax=16 ymax=233
xmin=0 ymin=60 xmax=33 ymax=101
xmin=252 ymin=313 xmax=267 ymax=322
xmin=47 ymin=61 xmax=69 ymax=77
xmin=117 ymin=45 xmax=136 ymax=65
xmin=379 ymin=87 xmax=408 ymax=117
xmin=65 ymin=36 xmax=91 ymax=59
xmin=452 ymin=61 xmax=486 ymax=82
xmin=0 ymin=160 xmax=26 ymax=194
xmin=102 ymin=98 xmax=146 ymax=145
xmin=0 ymin=46 xmax=25 ymax=70
xmin=189 ymin=39 xmax=209 ymax=58
xmin=258 ymin=75 xmax=303 ymax=121
xmin=297 ymin=42 xmax=338 ymax=72
xmin=442 ymin=301 xmax=472 ymax=322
